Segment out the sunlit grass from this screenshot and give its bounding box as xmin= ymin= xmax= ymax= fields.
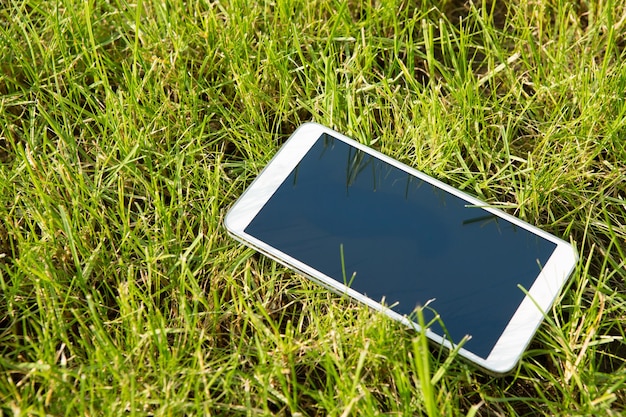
xmin=1 ymin=0 xmax=625 ymax=415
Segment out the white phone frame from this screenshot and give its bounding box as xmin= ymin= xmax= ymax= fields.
xmin=225 ymin=122 xmax=578 ymax=374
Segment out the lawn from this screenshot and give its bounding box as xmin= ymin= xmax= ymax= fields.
xmin=1 ymin=0 xmax=625 ymax=415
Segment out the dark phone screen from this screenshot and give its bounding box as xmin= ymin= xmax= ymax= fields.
xmin=245 ymin=134 xmax=556 ymax=359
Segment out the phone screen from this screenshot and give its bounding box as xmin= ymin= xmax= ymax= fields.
xmin=244 ymin=133 xmax=557 ymax=359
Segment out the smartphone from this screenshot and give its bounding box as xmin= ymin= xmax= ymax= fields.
xmin=225 ymin=122 xmax=577 ymax=374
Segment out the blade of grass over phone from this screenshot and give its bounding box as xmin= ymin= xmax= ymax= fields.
xmin=1 ymin=0 xmax=625 ymax=415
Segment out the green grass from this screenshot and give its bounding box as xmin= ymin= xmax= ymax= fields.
xmin=1 ymin=0 xmax=625 ymax=415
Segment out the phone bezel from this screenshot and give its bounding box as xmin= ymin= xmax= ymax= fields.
xmin=224 ymin=122 xmax=577 ymax=375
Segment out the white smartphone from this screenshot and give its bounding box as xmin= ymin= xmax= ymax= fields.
xmin=225 ymin=122 xmax=577 ymax=374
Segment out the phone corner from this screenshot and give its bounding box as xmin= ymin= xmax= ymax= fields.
xmin=558 ymin=238 xmax=580 ymax=268
xmin=568 ymin=240 xmax=580 ymax=263
xmin=478 ymin=358 xmax=519 ymax=377
xmin=222 ymin=206 xmax=239 ymax=236
xmin=293 ymin=121 xmax=327 ymax=136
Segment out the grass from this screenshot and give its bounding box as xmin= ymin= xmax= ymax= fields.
xmin=1 ymin=0 xmax=625 ymax=415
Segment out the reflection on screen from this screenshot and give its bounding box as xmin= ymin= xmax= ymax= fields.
xmin=245 ymin=134 xmax=556 ymax=359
